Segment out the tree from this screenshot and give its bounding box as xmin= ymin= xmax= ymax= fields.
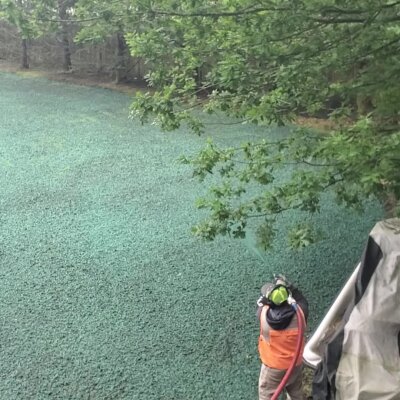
xmin=56 ymin=0 xmax=75 ymax=71
xmin=0 ymin=0 xmax=75 ymax=71
xmin=126 ymin=0 xmax=400 ymax=249
xmin=32 ymin=0 xmax=76 ymax=71
xmin=74 ymin=0 xmax=135 ymax=82
xmin=0 ymin=0 xmax=40 ymax=68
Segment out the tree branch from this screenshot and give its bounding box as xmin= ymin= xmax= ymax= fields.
xmin=319 ymin=1 xmax=400 ymax=15
xmin=149 ymin=6 xmax=291 ymax=18
xmin=37 ymin=15 xmax=107 ymax=22
xmin=312 ymin=15 xmax=400 ymax=24
xmin=204 ymin=119 xmax=251 ymax=126
xmin=35 ymin=4 xmax=293 ymax=24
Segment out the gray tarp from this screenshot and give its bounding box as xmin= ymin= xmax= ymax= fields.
xmin=312 ymin=219 xmax=400 ymax=399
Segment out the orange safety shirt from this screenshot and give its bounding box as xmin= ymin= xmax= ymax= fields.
xmin=258 ymin=305 xmax=304 ymax=370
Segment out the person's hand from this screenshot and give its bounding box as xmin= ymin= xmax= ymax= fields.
xmin=274 ymin=274 xmax=294 ymax=289
xmin=257 ymin=295 xmax=269 ymax=307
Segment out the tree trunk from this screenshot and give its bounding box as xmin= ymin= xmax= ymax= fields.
xmin=137 ymin=58 xmax=142 ymax=81
xmin=21 ymin=38 xmax=29 ymax=69
xmin=195 ymin=66 xmax=203 ymax=90
xmin=115 ymin=32 xmax=128 ymax=83
xmin=383 ymin=192 xmax=399 ymax=217
xmin=356 ymin=93 xmax=373 ymax=117
xmin=60 ymin=24 xmax=72 ymax=71
xmin=58 ymin=0 xmax=72 ymax=71
xmin=96 ymin=45 xmax=103 ymax=73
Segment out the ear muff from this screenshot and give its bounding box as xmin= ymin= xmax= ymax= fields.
xmin=268 ymin=285 xmax=289 ymax=305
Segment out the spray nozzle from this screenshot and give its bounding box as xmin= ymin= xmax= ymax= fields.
xmin=287 ymin=295 xmax=297 ymax=306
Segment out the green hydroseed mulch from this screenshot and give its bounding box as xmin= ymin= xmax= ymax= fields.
xmin=0 ymin=72 xmax=382 ymax=400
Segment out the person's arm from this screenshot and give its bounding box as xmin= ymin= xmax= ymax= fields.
xmin=291 ymin=287 xmax=309 ymax=322
xmin=256 ymin=295 xmax=269 ymax=319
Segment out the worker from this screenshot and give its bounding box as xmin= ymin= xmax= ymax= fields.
xmin=257 ymin=275 xmax=308 ymax=400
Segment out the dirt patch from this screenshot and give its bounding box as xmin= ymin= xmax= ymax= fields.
xmin=295 ymin=116 xmax=336 ymax=132
xmin=295 ymin=116 xmax=352 ymax=132
xmin=0 ymin=60 xmax=148 ymax=95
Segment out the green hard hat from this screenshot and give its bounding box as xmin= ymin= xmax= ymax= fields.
xmin=269 ymin=286 xmax=289 ymax=305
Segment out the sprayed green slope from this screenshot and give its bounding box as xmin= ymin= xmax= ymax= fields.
xmin=0 ymin=73 xmax=382 ymax=399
